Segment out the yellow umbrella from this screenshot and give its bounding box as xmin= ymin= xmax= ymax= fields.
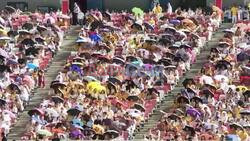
xmin=0 ymin=29 xmax=7 ymax=36
xmin=87 ymin=81 xmax=101 ymax=92
xmin=236 ymin=86 xmax=248 ymax=93
xmin=97 ymin=86 xmax=106 ymax=93
xmin=93 ymin=124 xmax=105 ymax=135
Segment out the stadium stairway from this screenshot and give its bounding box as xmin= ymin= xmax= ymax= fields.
xmin=134 ymin=23 xmax=233 ymax=139
xmin=7 ymin=26 xmax=81 ymax=140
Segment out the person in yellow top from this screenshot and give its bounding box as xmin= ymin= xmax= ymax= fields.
xmin=153 ymin=3 xmax=162 ymax=15
xmin=231 ymin=5 xmax=238 ymax=23
xmin=237 ymin=129 xmax=249 ymax=141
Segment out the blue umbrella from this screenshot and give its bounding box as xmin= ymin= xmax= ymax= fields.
xmin=169 ymin=19 xmax=181 ymax=25
xmin=72 ymin=118 xmax=83 ymax=127
xmin=27 ymin=63 xmax=38 ymax=69
xmin=70 ymin=64 xmax=82 ymax=75
xmin=89 ymin=34 xmax=102 ymax=43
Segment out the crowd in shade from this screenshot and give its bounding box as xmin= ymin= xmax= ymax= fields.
xmin=147 ymin=12 xmax=250 ymax=141
xmin=0 ymin=6 xmax=70 ymax=140
xmin=14 ymin=3 xmax=240 ymax=141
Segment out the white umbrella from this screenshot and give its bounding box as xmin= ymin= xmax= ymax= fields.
xmin=45 ymin=108 xmax=59 ymax=117
xmin=214 ymin=75 xmax=229 ymax=83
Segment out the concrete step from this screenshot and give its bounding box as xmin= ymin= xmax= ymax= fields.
xmin=7 ymin=26 xmax=81 ymax=140
xmin=134 ymin=23 xmax=233 ymax=139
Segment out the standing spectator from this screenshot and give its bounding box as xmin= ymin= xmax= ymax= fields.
xmin=77 ymin=11 xmax=84 ymax=25
xmin=242 ymin=6 xmax=249 ymax=20
xmin=224 ymin=8 xmax=232 ymax=23
xmin=237 ymin=6 xmax=243 ymax=21
xmin=72 ymin=2 xmax=80 ymax=25
xmin=231 ymin=5 xmax=238 ymax=23
xmin=38 ymin=70 xmax=45 ymax=88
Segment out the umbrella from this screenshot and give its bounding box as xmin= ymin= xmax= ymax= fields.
xmin=97 ymin=56 xmax=110 ymax=63
xmin=18 ymin=30 xmax=32 ymax=35
xmin=165 ymin=26 xmax=176 ymax=33
xmin=51 ymin=96 xmax=64 ymax=103
xmin=237 ymin=52 xmax=249 ymax=62
xmin=223 ymin=29 xmax=234 ymax=34
xmin=240 ymin=109 xmax=250 ymax=115
xmin=7 ymin=30 xmax=18 ymax=37
xmin=165 ymin=65 xmax=176 ymax=70
xmin=218 ymin=42 xmax=230 ymax=48
xmin=83 ymin=76 xmax=98 ymax=82
xmin=72 ymin=119 xmax=84 ymax=127
xmin=190 ymin=33 xmax=200 ymax=39
xmin=112 ymin=57 xmax=125 ymax=65
xmin=28 ymin=108 xmax=44 ymax=116
xmin=243 ymin=90 xmax=250 ymax=97
xmin=37 ymin=25 xmax=47 ymax=32
xmin=0 ymin=48 xmax=9 ymax=58
xmin=0 ymin=36 xmax=11 ymax=40
xmin=97 ymin=43 xmax=111 ymax=52
xmin=27 ymin=63 xmax=38 ymax=69
xmin=0 ymin=99 xmax=6 ymax=106
xmin=37 ymin=129 xmax=53 ymax=137
xmin=183 ymin=125 xmax=195 ymax=135
xmin=79 ymin=52 xmax=91 ymax=59
xmin=158 ymin=59 xmax=171 ymax=66
xmin=229 ymin=123 xmax=243 ymax=130
xmin=18 ymin=58 xmax=27 ymax=65
xmin=159 ymin=38 xmax=173 ymax=45
xmin=21 ymin=38 xmax=36 ymax=46
xmin=202 ymin=89 xmax=214 ymax=97
xmin=45 ymin=108 xmax=59 ymax=117
xmin=22 ymin=23 xmax=33 ymax=31
xmin=72 ymin=57 xmax=84 ymax=63
xmin=4 ymin=6 xmax=16 ymax=14
xmin=89 ymin=34 xmax=102 ymax=43
xmin=90 ymin=20 xmax=103 ymax=30
xmin=7 ymin=83 xmax=21 ymax=94
xmin=127 ymin=95 xmax=141 ymax=102
xmin=35 ymin=37 xmax=45 ymax=44
xmin=104 ymin=130 xmax=119 ymax=139
xmin=182 ymin=78 xmax=195 ymax=88
xmin=50 ymin=82 xmax=67 ymax=89
xmin=132 ymin=7 xmax=144 ymax=17
xmin=126 ymin=56 xmax=138 ymax=62
xmin=186 ymin=108 xmax=201 ymax=118
xmin=180 ymin=44 xmax=192 ymax=49
xmin=108 ymin=77 xmax=122 ymax=85
xmin=168 ymin=114 xmax=181 ymax=120
xmin=169 ymin=44 xmax=181 ymax=50
xmin=143 ymin=58 xmax=156 ymax=64
xmin=133 ymin=103 xmax=145 ymax=112
xmin=143 ymin=22 xmax=154 ymax=30
xmin=177 ymin=96 xmax=189 ymax=103
xmin=131 ymin=23 xmax=143 ymax=31
xmin=169 ymin=19 xmax=181 ymax=25
xmin=204 ymin=83 xmax=217 ymax=91
xmin=67 ymin=108 xmax=81 ymax=116
xmin=25 ymin=47 xmax=40 ymax=56
xmin=211 ymin=48 xmax=220 ymax=53
xmin=191 ymin=96 xmax=203 ymax=103
xmin=0 ymin=65 xmax=11 ymax=73
xmin=103 ymin=11 xmax=111 ymax=20
xmin=76 ymin=37 xmax=91 ymax=43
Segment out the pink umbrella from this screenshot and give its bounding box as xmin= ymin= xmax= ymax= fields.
xmin=3 ymin=110 xmax=16 ymax=119
xmin=23 ymin=75 xmax=35 ymax=88
xmin=44 ymin=16 xmax=56 ymax=24
xmin=0 ymin=48 xmax=9 ymax=58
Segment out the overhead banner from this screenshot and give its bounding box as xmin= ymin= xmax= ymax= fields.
xmin=215 ymin=0 xmax=222 ymax=9
xmin=62 ymin=0 xmax=69 ymax=14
